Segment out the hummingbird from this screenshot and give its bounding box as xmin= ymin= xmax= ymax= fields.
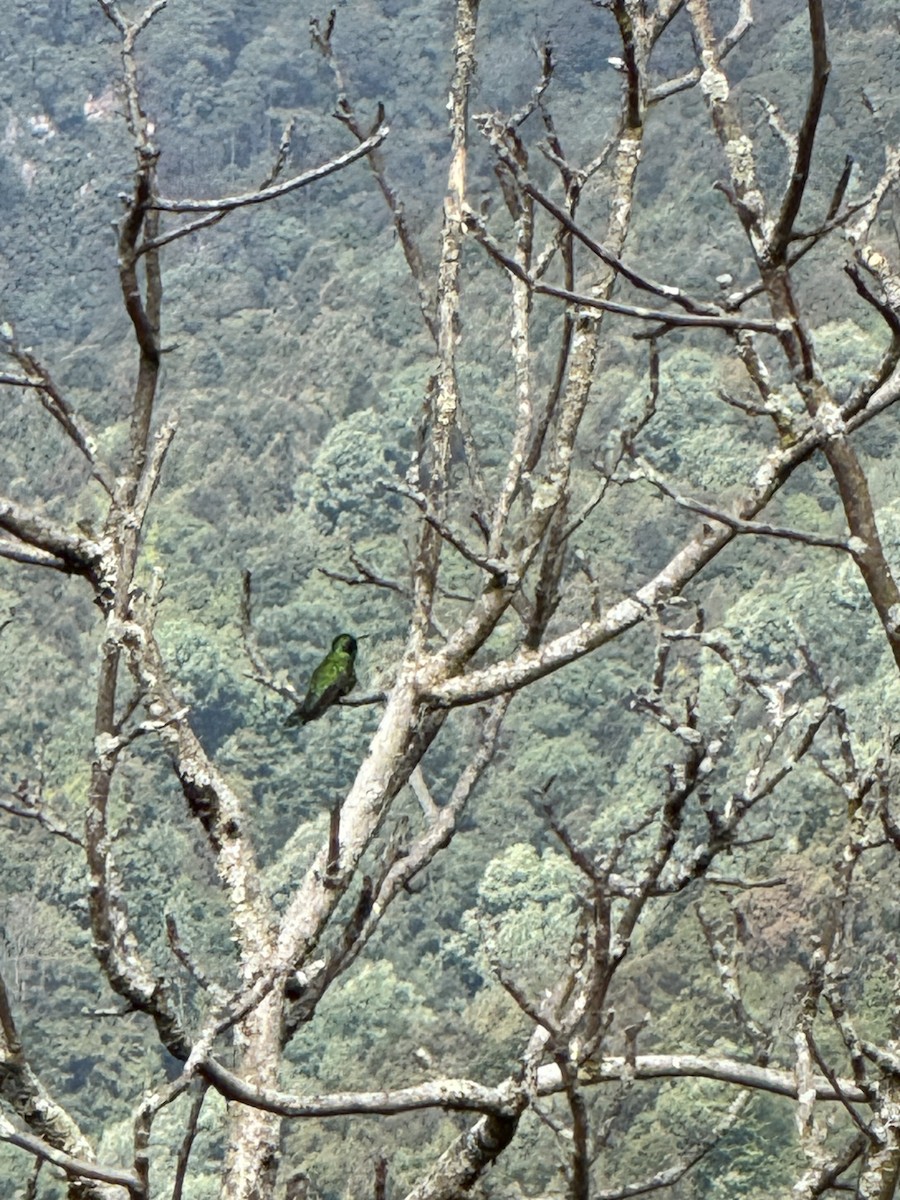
xmin=286 ymin=633 xmax=359 ymax=726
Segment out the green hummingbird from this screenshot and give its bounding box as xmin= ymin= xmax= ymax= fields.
xmin=286 ymin=633 xmax=359 ymax=726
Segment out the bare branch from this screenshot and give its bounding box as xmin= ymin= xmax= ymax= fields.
xmin=0 ymin=497 xmax=104 ymax=577
xmin=696 ymin=903 xmax=770 ymax=1061
xmin=133 ymin=415 xmax=176 ymax=528
xmin=805 ymin=1028 xmax=874 ymax=1139
xmin=165 ymin=913 xmax=229 ymax=1005
xmin=427 ymin=362 xmax=900 ymax=707
xmin=593 ymin=1091 xmax=752 ymax=1200
xmin=628 ymin=455 xmax=853 ymax=552
xmin=97 ymin=0 xmax=166 ymax=162
xmin=318 ymin=549 xmax=408 ymax=596
xmin=845 ymin=146 xmax=900 ymax=248
xmin=0 ymin=792 xmax=83 ymax=848
xmin=202 ymin=1059 xmax=517 ymax=1118
xmin=310 ymin=10 xmax=438 ymax=342
xmin=171 ymin=1082 xmax=209 ymax=1200
xmin=151 ymin=126 xmax=388 ymax=214
xmin=755 ymin=92 xmax=797 ymax=155
xmin=769 ymin=0 xmax=830 ymax=259
xmin=845 ymin=257 xmax=900 ymax=337
xmin=384 ymin=481 xmax=511 ymax=581
xmin=522 ymin=181 xmax=720 ymax=316
xmin=0 ymin=372 xmax=39 ymax=387
xmin=285 ymin=699 xmax=510 ymax=1038
xmin=467 ymin=212 xmax=783 ymax=334
xmin=409 ymin=765 xmax=439 ymax=823
xmin=405 ymin=0 xmax=480 ymax=643
xmin=508 ymin=41 xmax=555 ymax=129
xmin=195 ymin=1049 xmax=869 ymax=1122
xmin=648 ymin=0 xmax=752 ymax=101
xmin=137 ymin=117 xmax=300 ymax=256
xmin=0 ymin=334 xmax=115 ymax=494
xmin=791 ymin=1134 xmax=867 ymax=1200
xmin=403 ymin=1112 xmax=520 ymax=1200
xmin=239 ymin=570 xmax=300 ymax=704
xmin=0 ymin=1114 xmax=140 ymax=1197
xmin=0 ymin=968 xmax=128 ymax=1199
xmin=132 ymin=1072 xmax=193 ymax=1196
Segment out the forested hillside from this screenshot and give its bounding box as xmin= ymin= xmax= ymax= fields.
xmin=1 ymin=1 xmax=900 ymax=1197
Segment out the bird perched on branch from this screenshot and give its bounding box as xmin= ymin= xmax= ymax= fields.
xmin=286 ymin=633 xmax=359 ymax=726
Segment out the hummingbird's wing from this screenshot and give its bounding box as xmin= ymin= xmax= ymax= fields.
xmin=301 ymin=678 xmax=347 ymax=720
xmin=285 ymin=653 xmax=357 ymax=727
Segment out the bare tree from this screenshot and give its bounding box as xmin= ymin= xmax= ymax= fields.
xmin=1 ymin=1 xmax=899 ymax=1198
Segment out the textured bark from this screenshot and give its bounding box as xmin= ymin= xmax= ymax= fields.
xmin=855 ymin=1076 xmax=900 ymax=1200
xmin=2 ymin=2 xmax=900 ymax=1196
xmin=0 ymin=977 xmax=129 ymax=1200
xmin=403 ymin=1113 xmax=520 ymax=1200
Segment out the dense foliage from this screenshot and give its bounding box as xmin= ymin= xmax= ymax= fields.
xmin=2 ymin=1 xmax=900 ymax=1198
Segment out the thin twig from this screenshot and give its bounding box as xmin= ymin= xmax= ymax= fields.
xmin=468 ymin=215 xmax=782 ymax=334
xmin=0 ymin=796 xmax=83 ymax=848
xmin=171 ymin=1081 xmax=209 ymax=1200
xmin=629 ymin=457 xmax=852 ymax=551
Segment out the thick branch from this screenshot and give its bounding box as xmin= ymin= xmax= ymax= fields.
xmin=198 ymin=1051 xmax=868 ymax=1121
xmin=284 ymin=699 xmax=509 ymax=1038
xmin=403 ymin=1113 xmax=520 ymax=1200
xmin=0 ymin=499 xmax=104 ymax=577
xmin=409 ymin=0 xmax=479 ymax=638
xmin=203 ymin=1059 xmax=514 ymax=1117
